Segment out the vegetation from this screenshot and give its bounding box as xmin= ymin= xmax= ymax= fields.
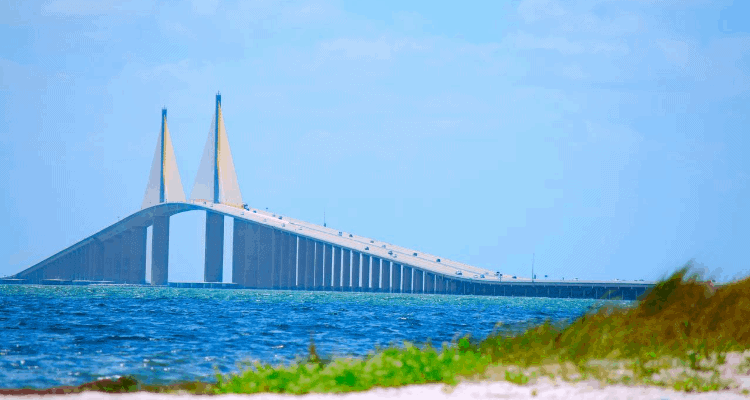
xmin=207 ymin=263 xmax=750 ymax=395
xmin=6 ymin=262 xmax=748 ymax=395
xmin=210 ymin=264 xmax=750 ymax=394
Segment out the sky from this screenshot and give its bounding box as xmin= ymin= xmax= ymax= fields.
xmin=1 ymin=0 xmax=749 ymax=283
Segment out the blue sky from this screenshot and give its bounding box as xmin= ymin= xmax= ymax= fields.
xmin=1 ymin=0 xmax=749 ymax=283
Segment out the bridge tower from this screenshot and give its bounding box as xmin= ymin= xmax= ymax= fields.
xmin=143 ymin=108 xmax=186 ymax=285
xmin=191 ymin=93 xmax=244 ymax=283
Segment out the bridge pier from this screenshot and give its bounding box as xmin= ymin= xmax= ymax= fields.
xmin=323 ymin=243 xmax=333 ymax=289
xmin=424 ymin=272 xmax=434 ymax=294
xmin=257 ymin=225 xmax=273 ymax=289
xmin=333 ymin=247 xmax=342 ymax=290
xmin=232 ymin=219 xmax=247 ymax=287
xmin=393 ymin=263 xmax=402 ymax=293
xmin=304 ymin=238 xmax=314 ymax=290
xmin=204 ymin=212 xmax=224 ymax=283
xmin=103 ymin=238 xmax=115 ymax=282
xmin=126 ymin=226 xmax=147 ymax=284
xmin=361 ymin=255 xmax=371 ymax=291
xmin=413 ymin=269 xmax=423 ymax=294
xmin=314 ymin=241 xmax=325 ymax=290
xmin=371 ymin=257 xmax=382 ymax=292
xmin=351 ymin=252 xmax=361 ymax=291
xmin=284 ymin=233 xmax=296 ymax=289
xmin=402 ymin=266 xmax=412 ymax=293
xmin=151 ymin=216 xmax=170 ymax=285
xmin=272 ymin=229 xmax=283 ymax=289
xmin=436 ymin=274 xmax=445 ymax=294
xmin=342 ymin=249 xmax=351 ymax=291
xmin=113 ymin=234 xmax=124 ymax=282
xmin=297 ymin=238 xmax=308 ymax=290
xmin=381 ymin=260 xmax=391 ymax=292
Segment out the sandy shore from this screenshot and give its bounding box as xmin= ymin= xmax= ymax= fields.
xmin=5 ymin=351 xmax=750 ymax=399
xmin=3 ymin=380 xmax=748 ymax=400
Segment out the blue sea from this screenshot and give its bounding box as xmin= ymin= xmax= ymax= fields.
xmin=0 ymin=285 xmax=624 ymax=389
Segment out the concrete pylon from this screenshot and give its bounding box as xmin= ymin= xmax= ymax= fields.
xmin=190 ymin=93 xmax=244 ymax=207
xmin=142 ymin=108 xmax=186 ymax=209
xmin=192 ymin=93 xmax=244 ymax=282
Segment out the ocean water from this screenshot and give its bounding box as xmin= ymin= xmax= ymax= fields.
xmin=0 ymin=285 xmax=625 ymax=389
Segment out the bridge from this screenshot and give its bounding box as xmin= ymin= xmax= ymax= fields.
xmin=5 ymin=94 xmax=653 ymax=300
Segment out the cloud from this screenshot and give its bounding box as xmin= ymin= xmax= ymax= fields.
xmin=319 ymin=37 xmax=428 ymax=61
xmin=511 ymin=32 xmax=629 ymax=56
xmin=559 ymin=64 xmax=586 ymax=80
xmin=320 ymin=38 xmax=392 ymax=60
xmin=161 ymin=20 xmax=196 ymax=39
xmin=517 ymin=0 xmax=643 ymax=37
xmin=565 ymin=119 xmax=643 ymax=155
xmin=513 ymin=32 xmax=585 ymax=54
xmin=191 ymin=0 xmax=218 ymax=16
xmin=42 ymin=0 xmax=154 ymax=16
xmin=657 ymin=39 xmax=690 ymax=67
xmin=517 ymin=0 xmax=565 ymax=23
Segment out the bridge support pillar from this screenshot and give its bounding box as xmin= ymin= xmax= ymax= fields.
xmin=243 ymin=223 xmax=260 ymax=288
xmin=332 ymin=247 xmax=342 ymax=290
xmin=342 ymin=249 xmax=351 ymax=291
xmin=381 ymin=260 xmax=391 ymax=292
xmin=371 ymin=257 xmax=382 ymax=292
xmin=204 ymin=212 xmax=224 ymax=283
xmin=402 ymin=266 xmax=412 ymax=293
xmin=151 ymin=216 xmax=170 ymax=285
xmin=425 ymin=272 xmax=434 ymax=294
xmin=257 ymin=225 xmax=273 ymax=289
xmin=113 ymin=234 xmax=124 ymax=283
xmin=272 ymin=229 xmax=283 ymax=289
xmin=297 ymin=238 xmax=308 ymax=289
xmin=413 ymin=269 xmax=423 ymax=294
xmin=323 ymin=244 xmax=333 ymax=289
xmin=361 ymin=255 xmax=370 ymax=291
xmin=314 ymin=242 xmax=325 ymax=290
xmin=304 ymin=239 xmax=314 ymax=289
xmin=283 ymin=233 xmax=296 ymax=289
xmin=351 ymin=252 xmax=361 ymax=291
xmin=232 ymin=219 xmax=248 ymax=287
xmin=392 ymin=263 xmax=402 ymax=293
xmin=125 ymin=226 xmax=147 ymax=284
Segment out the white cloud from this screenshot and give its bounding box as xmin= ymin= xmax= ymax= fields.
xmin=560 ymin=64 xmax=586 ymax=80
xmin=319 ymin=37 xmax=429 ymax=61
xmin=320 ymin=38 xmax=392 ymax=60
xmin=517 ymin=0 xmax=643 ymax=37
xmin=513 ymin=32 xmax=585 ymax=54
xmin=42 ymin=0 xmax=153 ymax=16
xmin=657 ymin=39 xmax=690 ymax=67
xmin=191 ymin=0 xmax=218 ymax=16
xmin=161 ymin=20 xmax=196 ymax=39
xmin=512 ymin=32 xmax=629 ymax=56
xmin=517 ymin=0 xmax=565 ymax=23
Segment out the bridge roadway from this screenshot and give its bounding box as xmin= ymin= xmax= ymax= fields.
xmin=9 ymin=201 xmax=654 ymax=299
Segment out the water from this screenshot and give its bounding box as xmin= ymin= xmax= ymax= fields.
xmin=0 ymin=285 xmax=623 ymax=389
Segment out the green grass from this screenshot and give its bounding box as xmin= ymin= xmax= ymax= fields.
xmin=10 ymin=261 xmax=748 ymax=395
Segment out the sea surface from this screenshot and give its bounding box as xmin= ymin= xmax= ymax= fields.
xmin=0 ymin=285 xmax=627 ymax=389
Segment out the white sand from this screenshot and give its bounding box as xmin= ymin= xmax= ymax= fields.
xmin=6 ymin=352 xmax=750 ymax=399
xmin=4 ymin=380 xmax=748 ymax=400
